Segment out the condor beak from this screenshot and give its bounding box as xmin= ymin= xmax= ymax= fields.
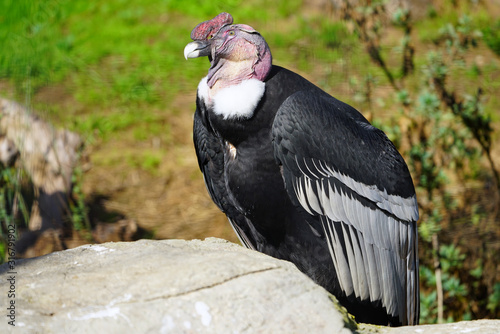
xmin=184 ymin=41 xmax=211 ymax=60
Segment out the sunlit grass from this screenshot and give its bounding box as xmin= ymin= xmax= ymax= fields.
xmin=1 ymin=0 xmax=499 ymax=147
xmin=1 ymin=0 xmax=334 ymax=143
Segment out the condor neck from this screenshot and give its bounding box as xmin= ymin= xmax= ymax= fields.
xmin=198 ymin=55 xmax=271 ymax=121
xmin=207 ymin=59 xmax=256 ymax=92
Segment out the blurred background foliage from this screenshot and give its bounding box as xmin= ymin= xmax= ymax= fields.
xmin=0 ymin=0 xmax=499 ymax=324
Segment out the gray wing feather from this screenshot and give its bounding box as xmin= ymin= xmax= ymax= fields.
xmin=314 ymin=174 xmax=418 ymax=324
xmin=227 ymin=217 xmax=256 ymax=250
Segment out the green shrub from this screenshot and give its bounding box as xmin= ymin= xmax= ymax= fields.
xmin=482 ymin=20 xmax=500 ymax=56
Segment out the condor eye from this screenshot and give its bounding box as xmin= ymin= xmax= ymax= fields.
xmin=228 ymin=30 xmax=235 ymax=36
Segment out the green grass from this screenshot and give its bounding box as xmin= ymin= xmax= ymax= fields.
xmin=0 ymin=0 xmax=333 ymax=142
xmin=1 ymin=0 xmax=498 ymax=161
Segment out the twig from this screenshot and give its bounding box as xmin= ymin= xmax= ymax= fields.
xmin=432 ymin=233 xmax=444 ymax=324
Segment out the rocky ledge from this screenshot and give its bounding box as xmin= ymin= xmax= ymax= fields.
xmin=0 ymin=238 xmax=498 ymax=333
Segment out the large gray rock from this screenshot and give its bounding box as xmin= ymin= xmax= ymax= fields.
xmin=2 ymin=238 xmax=499 ymax=333
xmin=0 ymin=238 xmax=356 ymax=333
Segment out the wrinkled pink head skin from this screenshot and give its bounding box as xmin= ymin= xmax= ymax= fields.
xmin=206 ymin=24 xmax=272 ymax=87
xmin=186 ymin=13 xmax=273 ymax=89
xmin=190 ymin=12 xmax=233 ymax=41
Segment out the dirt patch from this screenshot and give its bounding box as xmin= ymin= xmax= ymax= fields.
xmin=79 ymin=90 xmax=238 ymax=243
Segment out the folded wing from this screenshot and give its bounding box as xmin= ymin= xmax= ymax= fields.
xmin=272 ymin=91 xmax=419 ymax=325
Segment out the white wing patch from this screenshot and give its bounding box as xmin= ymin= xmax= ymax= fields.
xmin=300 ymin=157 xmax=419 ymax=222
xmin=292 ymin=157 xmax=419 ymax=324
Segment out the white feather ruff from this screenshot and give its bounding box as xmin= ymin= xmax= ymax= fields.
xmin=197 ymin=77 xmax=210 ymax=103
xmin=197 ymin=77 xmax=265 ymax=120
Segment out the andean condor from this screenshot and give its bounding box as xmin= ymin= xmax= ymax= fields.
xmin=184 ymin=12 xmax=419 ymax=326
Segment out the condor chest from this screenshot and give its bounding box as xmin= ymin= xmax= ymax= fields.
xmin=210 ymin=113 xmax=287 ymax=221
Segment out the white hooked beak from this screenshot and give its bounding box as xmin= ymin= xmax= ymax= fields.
xmin=184 ymin=41 xmax=210 ymax=60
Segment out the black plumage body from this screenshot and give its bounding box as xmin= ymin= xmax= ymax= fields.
xmin=193 ymin=65 xmax=419 ymax=326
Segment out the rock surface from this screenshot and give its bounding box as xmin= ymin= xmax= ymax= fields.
xmin=1 ymin=238 xmax=499 ymax=333
xmin=0 ymin=238 xmax=356 ymax=333
xmin=375 ymin=319 xmax=500 ymax=334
